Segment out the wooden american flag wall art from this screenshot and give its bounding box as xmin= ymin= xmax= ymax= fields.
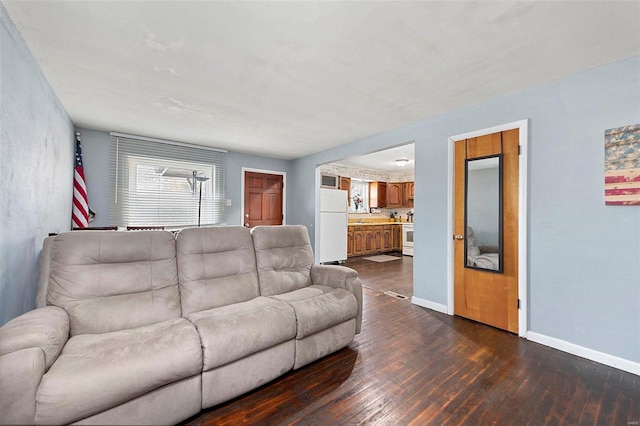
xmin=604 ymin=124 xmax=640 ymax=206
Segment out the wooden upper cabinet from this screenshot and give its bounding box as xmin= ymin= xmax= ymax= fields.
xmin=386 ymin=183 xmax=403 ymax=208
xmin=340 ymin=176 xmax=351 ymax=206
xmin=403 ymin=182 xmax=414 ymax=208
xmin=387 ymin=182 xmax=414 ymax=208
xmin=404 ymin=182 xmax=414 ymax=201
xmin=369 ymin=182 xmax=387 ymax=208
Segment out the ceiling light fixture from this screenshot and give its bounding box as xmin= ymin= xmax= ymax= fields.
xmin=395 ymin=158 xmax=409 ymax=167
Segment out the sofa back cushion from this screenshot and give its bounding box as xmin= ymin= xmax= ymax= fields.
xmin=48 ymin=231 xmax=180 ymax=336
xmin=251 ymin=225 xmax=315 ymax=296
xmin=176 ymin=226 xmax=259 ymax=316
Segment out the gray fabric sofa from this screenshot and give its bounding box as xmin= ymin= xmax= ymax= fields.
xmin=0 ymin=225 xmax=362 ymax=425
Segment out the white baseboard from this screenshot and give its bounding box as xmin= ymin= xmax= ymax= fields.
xmin=411 ymin=296 xmax=448 ymax=314
xmin=527 ymin=331 xmax=639 ymax=376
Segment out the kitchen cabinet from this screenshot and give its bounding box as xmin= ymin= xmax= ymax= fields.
xmin=352 ymin=227 xmax=364 ymax=256
xmin=347 ymin=224 xmax=402 ymax=257
xmin=364 ymin=230 xmax=375 ymax=254
xmin=340 ymin=176 xmax=351 ymax=206
xmin=373 ymin=226 xmax=383 ymax=252
xmin=388 ymin=182 xmax=414 ymax=208
xmin=386 ymin=183 xmax=403 ymax=208
xmin=403 ymin=182 xmax=414 ymax=208
xmin=391 ymin=224 xmax=403 ymax=251
xmin=382 ymin=226 xmax=392 ymax=251
xmin=369 ymin=182 xmax=387 ymax=208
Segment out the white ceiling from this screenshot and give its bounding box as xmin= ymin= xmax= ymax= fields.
xmin=336 ymin=143 xmax=415 ymax=172
xmin=4 ymin=1 xmax=639 ymax=160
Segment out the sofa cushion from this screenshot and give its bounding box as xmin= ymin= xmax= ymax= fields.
xmin=251 ymin=225 xmax=315 ymax=296
xmin=35 ymin=318 xmax=202 ymax=425
xmin=271 ymin=285 xmax=358 ymax=339
xmin=48 ymin=231 xmax=181 ymax=336
xmin=188 ymin=297 xmax=296 ymax=370
xmin=176 ymin=226 xmax=260 ymax=316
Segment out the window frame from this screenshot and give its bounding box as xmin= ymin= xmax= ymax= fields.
xmin=109 ymin=133 xmax=227 ymax=229
xmin=349 ymin=179 xmax=370 ymax=213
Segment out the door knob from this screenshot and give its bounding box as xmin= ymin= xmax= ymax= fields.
xmin=245 ymin=213 xmax=249 ymax=218
xmin=454 ymin=234 xmax=464 ymax=240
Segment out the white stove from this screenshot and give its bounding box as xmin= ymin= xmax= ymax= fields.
xmin=402 ymin=223 xmax=414 ymax=256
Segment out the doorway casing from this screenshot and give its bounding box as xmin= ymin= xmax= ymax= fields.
xmin=447 ymin=119 xmax=529 ymax=338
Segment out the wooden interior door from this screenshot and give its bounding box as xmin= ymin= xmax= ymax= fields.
xmin=453 ymin=129 xmax=519 ymax=333
xmin=244 ymin=172 xmax=283 ymax=228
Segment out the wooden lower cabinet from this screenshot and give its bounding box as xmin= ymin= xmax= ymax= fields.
xmin=374 ymin=227 xmax=384 ymax=253
xmin=391 ymin=225 xmax=403 ymax=251
xmin=382 ymin=226 xmax=392 ymax=251
xmin=353 ymin=229 xmax=364 ymax=256
xmin=347 ymin=224 xmax=402 ymax=257
xmin=364 ymin=231 xmax=375 ymax=254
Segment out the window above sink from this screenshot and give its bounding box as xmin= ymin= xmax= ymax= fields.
xmin=349 ymin=179 xmax=369 ymax=213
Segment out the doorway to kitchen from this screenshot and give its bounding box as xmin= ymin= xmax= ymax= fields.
xmin=447 ymin=120 xmax=528 ymax=337
xmin=315 ymin=142 xmax=415 ymax=301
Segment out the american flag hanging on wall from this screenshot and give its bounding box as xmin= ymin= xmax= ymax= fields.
xmin=72 ymin=132 xmax=90 ymax=228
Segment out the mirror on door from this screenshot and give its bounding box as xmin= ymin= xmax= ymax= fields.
xmin=465 ymin=155 xmax=503 ymax=273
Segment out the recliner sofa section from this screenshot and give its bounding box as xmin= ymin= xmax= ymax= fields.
xmin=0 ymin=225 xmax=363 ymax=425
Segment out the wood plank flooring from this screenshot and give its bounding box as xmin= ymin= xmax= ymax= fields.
xmin=182 ymin=257 xmax=638 ymax=425
xmin=345 ymin=253 xmax=413 ymax=299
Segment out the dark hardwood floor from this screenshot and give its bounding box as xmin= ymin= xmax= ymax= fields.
xmin=182 ymin=257 xmax=639 ymax=426
xmin=345 ymin=253 xmax=413 ymax=299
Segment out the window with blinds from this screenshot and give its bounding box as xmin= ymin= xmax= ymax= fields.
xmin=109 ymin=133 xmax=227 ymax=228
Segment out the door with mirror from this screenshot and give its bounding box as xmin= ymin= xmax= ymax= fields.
xmin=453 ymin=129 xmax=519 ymax=333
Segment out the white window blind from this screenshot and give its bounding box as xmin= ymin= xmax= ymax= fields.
xmin=109 ymin=133 xmax=227 ymax=228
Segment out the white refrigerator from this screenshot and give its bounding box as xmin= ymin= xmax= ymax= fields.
xmin=319 ymin=188 xmax=348 ymax=263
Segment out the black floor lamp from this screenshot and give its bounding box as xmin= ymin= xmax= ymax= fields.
xmin=193 ymin=171 xmax=210 ymax=227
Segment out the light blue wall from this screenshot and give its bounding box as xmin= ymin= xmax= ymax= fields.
xmin=79 ymin=128 xmax=293 ymax=227
xmin=226 ymin=151 xmax=292 ymax=226
xmin=0 ymin=5 xmax=74 ymax=325
xmin=292 ymin=56 xmax=640 ymax=363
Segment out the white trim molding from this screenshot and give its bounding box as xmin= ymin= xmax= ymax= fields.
xmin=240 ymin=167 xmax=287 ymax=227
xmin=411 ymin=296 xmax=448 ymax=315
xmin=447 ymin=119 xmax=529 ymax=338
xmin=527 ymin=332 xmax=640 ymax=376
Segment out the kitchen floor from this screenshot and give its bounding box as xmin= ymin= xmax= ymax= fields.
xmin=343 ymin=253 xmax=413 ymax=299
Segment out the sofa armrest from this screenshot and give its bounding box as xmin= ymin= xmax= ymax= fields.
xmin=311 ymin=265 xmax=363 ymax=334
xmin=0 ymin=348 xmax=45 ymax=424
xmin=0 ymin=306 xmax=69 ymax=370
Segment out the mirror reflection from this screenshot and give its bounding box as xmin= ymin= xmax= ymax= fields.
xmin=465 ymin=155 xmax=502 ymax=273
